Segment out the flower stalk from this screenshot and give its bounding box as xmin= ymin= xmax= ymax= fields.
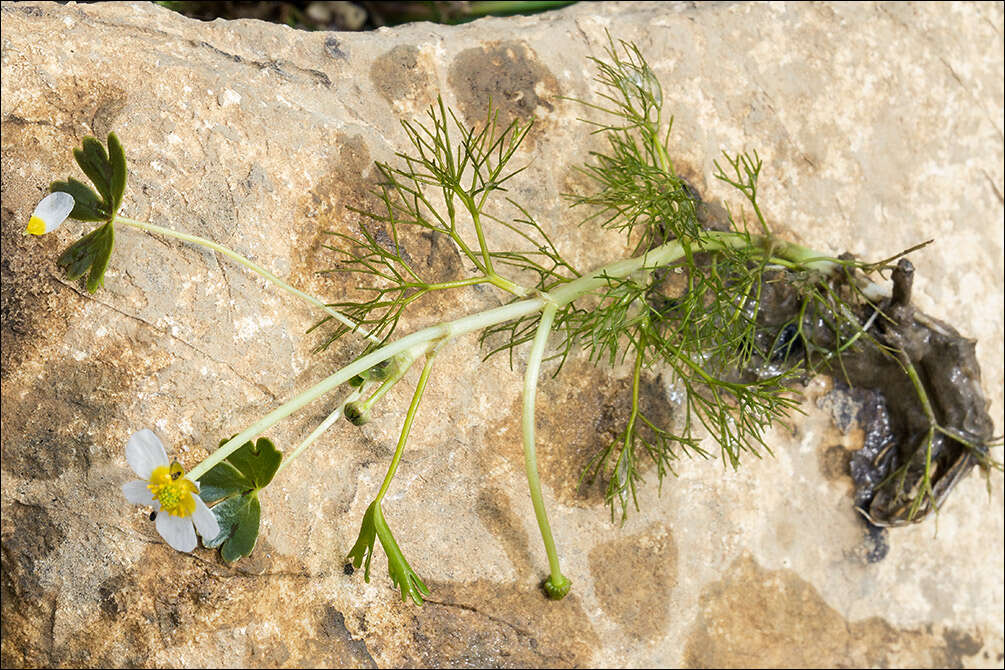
xmin=114 ymin=215 xmax=377 ymax=343
xmin=520 ymin=302 xmax=571 ymax=598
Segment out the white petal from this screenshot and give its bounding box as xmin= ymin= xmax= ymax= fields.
xmin=125 ymin=429 xmax=169 ymax=478
xmin=29 ymin=191 xmax=75 ymax=234
xmin=191 ymin=495 xmax=220 ymax=541
xmin=156 ymin=513 xmax=197 ymax=552
xmin=122 ymin=480 xmax=155 ymax=506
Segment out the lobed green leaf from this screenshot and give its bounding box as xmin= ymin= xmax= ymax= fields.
xmin=61 ymin=132 xmax=128 ymax=222
xmin=346 ymin=501 xmax=379 ymax=581
xmin=203 ymin=491 xmax=262 ymax=562
xmin=74 ymin=137 xmax=113 ymax=206
xmin=198 ymin=436 xmax=282 ymax=562
xmin=226 ymin=437 xmax=282 ymax=490
xmin=198 ymin=460 xmax=253 ymax=504
xmin=107 ymin=132 xmax=127 ymax=214
xmin=85 ymin=222 xmax=114 ymax=293
xmin=56 ymin=221 xmax=115 ymax=294
xmin=50 ymin=133 xmax=130 ymax=294
xmin=50 ymin=178 xmax=107 ymax=221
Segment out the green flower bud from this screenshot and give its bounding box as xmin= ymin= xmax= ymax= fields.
xmin=344 ymin=401 xmax=369 ymax=426
xmin=543 ymin=575 xmax=572 ymax=600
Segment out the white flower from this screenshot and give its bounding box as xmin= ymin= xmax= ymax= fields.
xmin=121 ymin=429 xmax=220 ymax=552
xmin=25 ymin=191 xmax=75 ymax=235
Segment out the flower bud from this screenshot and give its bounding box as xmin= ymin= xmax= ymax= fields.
xmin=344 ymin=401 xmax=369 ymax=426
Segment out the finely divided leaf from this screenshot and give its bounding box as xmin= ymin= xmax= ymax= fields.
xmin=347 ymin=501 xmax=430 ymax=605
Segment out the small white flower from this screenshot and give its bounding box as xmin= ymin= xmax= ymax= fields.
xmin=121 ymin=429 xmax=220 ymax=552
xmin=25 ymin=191 xmax=75 ymax=236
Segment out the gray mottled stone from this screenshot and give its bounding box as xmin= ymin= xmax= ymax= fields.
xmin=2 ymin=1 xmax=1002 ymax=667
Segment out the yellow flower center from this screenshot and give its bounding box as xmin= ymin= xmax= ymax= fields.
xmin=148 ymin=462 xmax=198 ymax=517
xmin=26 ymin=216 xmax=47 ymax=236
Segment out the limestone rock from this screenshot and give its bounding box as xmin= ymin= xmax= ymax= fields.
xmin=2 ymin=1 xmax=1002 ymax=667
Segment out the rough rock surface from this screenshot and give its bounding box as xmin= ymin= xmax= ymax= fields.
xmin=2 ymin=1 xmax=1003 ymax=667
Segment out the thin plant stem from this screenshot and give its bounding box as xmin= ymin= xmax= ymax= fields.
xmin=465 ymin=1 xmax=576 ymax=17
xmin=897 ymin=349 xmax=939 ymax=519
xmin=274 ymin=388 xmax=362 ymax=477
xmin=114 ymin=215 xmax=379 ymax=344
xmin=521 ymin=302 xmax=569 ymax=592
xmin=187 ymin=296 xmax=548 ymax=481
xmin=469 ymin=207 xmax=494 ymax=275
xmin=375 ymin=347 xmax=441 ymax=504
xmin=357 ymin=354 xmax=416 ymax=416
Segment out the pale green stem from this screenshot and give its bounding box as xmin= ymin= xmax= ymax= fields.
xmin=425 ymin=276 xmax=495 ymax=291
xmin=626 ymin=332 xmax=645 ymax=435
xmin=488 ymin=273 xmax=531 ymax=298
xmin=356 ymin=352 xmax=416 ymax=415
xmin=374 ymin=348 xmax=440 ymax=504
xmin=188 ymin=296 xmax=547 ymax=481
xmin=611 ymin=336 xmax=646 ymax=513
xmin=749 ymin=194 xmax=768 ymax=235
xmin=469 ymin=208 xmax=494 ymax=275
xmin=114 ymin=215 xmax=379 ymax=344
xmin=187 ymin=231 xmax=841 ymax=483
xmin=424 ymin=274 xmax=530 ymax=298
xmin=546 ymin=233 xmax=740 ymax=305
xmin=521 ymin=302 xmax=567 ymax=587
xmin=274 ymin=388 xmax=362 ymax=477
xmin=650 ymin=124 xmax=674 ymax=176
